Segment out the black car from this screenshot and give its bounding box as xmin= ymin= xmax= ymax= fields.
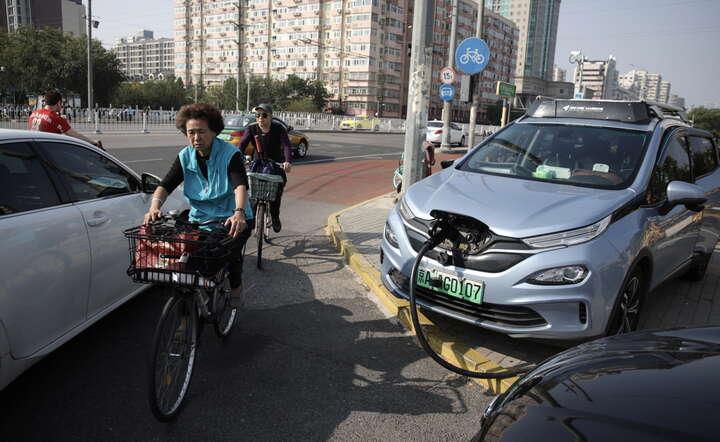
xmin=475 ymin=327 xmax=720 ymax=442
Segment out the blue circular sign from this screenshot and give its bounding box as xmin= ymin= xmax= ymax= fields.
xmin=439 ymin=84 xmax=455 ymax=101
xmin=455 ymin=37 xmax=490 ymax=75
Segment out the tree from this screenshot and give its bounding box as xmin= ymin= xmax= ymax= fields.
xmin=689 ymin=107 xmax=720 ymax=140
xmin=110 ymin=77 xmax=190 ymax=109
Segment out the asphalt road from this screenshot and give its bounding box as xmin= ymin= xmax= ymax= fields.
xmin=0 ymin=133 xmax=492 ymax=441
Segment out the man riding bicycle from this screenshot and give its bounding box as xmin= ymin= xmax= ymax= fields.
xmin=238 ymin=103 xmax=292 ymax=233
xmin=144 ymin=103 xmax=254 ymax=303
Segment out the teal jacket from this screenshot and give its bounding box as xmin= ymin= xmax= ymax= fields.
xmin=179 ymin=138 xmax=253 ymax=223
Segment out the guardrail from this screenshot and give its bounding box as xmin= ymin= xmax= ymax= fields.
xmin=0 ymin=106 xmax=499 ymax=136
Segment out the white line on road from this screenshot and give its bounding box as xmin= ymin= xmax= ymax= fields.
xmin=123 ymin=158 xmax=164 ymax=163
xmin=300 ymin=153 xmax=398 ymax=165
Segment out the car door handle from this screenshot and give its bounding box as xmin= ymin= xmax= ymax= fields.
xmin=87 ymin=216 xmax=109 ymax=226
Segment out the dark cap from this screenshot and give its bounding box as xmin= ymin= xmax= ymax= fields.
xmin=254 ymin=103 xmax=273 ymax=114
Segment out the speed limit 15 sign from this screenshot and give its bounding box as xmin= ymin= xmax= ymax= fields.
xmin=440 ymin=67 xmax=456 ymax=85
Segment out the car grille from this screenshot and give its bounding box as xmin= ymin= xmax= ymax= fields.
xmin=404 ymin=217 xmax=530 ymax=273
xmin=389 ymin=269 xmax=547 ymax=328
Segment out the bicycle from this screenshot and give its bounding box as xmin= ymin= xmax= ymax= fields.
xmin=247 ymin=170 xmax=284 ymax=269
xmin=392 ymin=141 xmax=436 ymax=193
xmin=124 ymin=215 xmax=240 ymax=421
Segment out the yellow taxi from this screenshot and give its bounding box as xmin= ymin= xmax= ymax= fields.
xmin=219 ymin=114 xmax=310 ymax=158
xmin=339 ymin=115 xmax=380 ymax=131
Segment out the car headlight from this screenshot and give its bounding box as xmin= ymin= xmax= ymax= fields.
xmin=526 ymin=265 xmax=588 ymax=285
xmin=398 ymin=196 xmax=416 ymax=221
xmin=522 ymin=215 xmax=612 ymax=249
xmin=384 ymin=221 xmax=399 ymax=248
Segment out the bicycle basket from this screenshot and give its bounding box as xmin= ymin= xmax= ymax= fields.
xmin=248 ymin=172 xmax=284 ymax=202
xmin=123 ymin=223 xmax=230 ymax=289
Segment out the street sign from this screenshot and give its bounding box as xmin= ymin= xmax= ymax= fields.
xmin=439 ymin=84 xmax=455 ymax=101
xmin=496 ymin=81 xmax=516 ymax=98
xmin=455 ymin=37 xmax=490 ymax=75
xmin=439 ymin=67 xmax=456 ymax=85
xmin=574 ymin=92 xmax=584 ymax=99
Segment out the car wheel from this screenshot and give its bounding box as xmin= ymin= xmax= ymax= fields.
xmin=681 ymin=252 xmax=712 ymax=282
xmin=459 ymin=135 xmax=466 ymax=147
xmin=296 ymin=140 xmax=308 ymax=158
xmin=374 ymin=125 xmax=380 ymax=131
xmin=607 ymin=267 xmax=645 ymax=335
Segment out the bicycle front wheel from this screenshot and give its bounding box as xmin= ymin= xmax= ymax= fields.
xmin=255 ymin=203 xmax=265 ymax=269
xmin=148 ymin=294 xmax=198 ymax=421
xmin=264 ymin=206 xmax=272 ymax=244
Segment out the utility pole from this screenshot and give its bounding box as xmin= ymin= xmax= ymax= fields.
xmin=440 ymin=0 xmax=458 ymax=152
xmin=198 ymin=0 xmax=205 ymax=102
xmin=232 ymin=0 xmax=243 ymax=112
xmin=246 ymin=74 xmax=250 ymax=112
xmin=86 ymin=0 xmax=93 ymax=123
xmin=467 ymin=3 xmax=484 ymax=148
xmin=402 ymin=0 xmax=435 ymax=193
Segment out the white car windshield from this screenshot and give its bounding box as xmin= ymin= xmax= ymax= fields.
xmin=459 ymin=123 xmax=650 ymax=189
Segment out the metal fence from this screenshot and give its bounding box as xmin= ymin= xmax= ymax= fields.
xmin=0 ymin=105 xmax=499 ymax=135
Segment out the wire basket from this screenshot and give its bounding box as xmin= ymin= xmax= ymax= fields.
xmin=123 ymin=223 xmax=230 ymax=289
xmin=248 ymin=172 xmax=284 ymax=202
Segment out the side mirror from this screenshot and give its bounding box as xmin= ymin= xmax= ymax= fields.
xmin=667 ymin=181 xmax=707 ymax=211
xmin=141 ymin=172 xmax=162 ymax=194
xmin=440 ymin=159 xmax=455 ymax=169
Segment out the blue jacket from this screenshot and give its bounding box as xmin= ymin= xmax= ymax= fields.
xmin=179 ymin=138 xmax=253 ymax=223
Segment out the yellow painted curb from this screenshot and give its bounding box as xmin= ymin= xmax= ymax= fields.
xmin=326 ymin=195 xmax=518 ymax=393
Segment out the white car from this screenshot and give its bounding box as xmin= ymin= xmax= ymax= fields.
xmin=425 ymin=120 xmax=466 ymax=146
xmin=0 ymin=129 xmax=189 ymax=390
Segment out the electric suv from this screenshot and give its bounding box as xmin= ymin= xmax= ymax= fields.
xmin=381 ymin=98 xmax=720 ymax=341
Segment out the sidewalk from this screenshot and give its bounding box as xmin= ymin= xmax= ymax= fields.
xmin=327 ymin=189 xmax=720 ymax=393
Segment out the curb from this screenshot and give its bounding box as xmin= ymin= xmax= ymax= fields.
xmin=326 ymin=194 xmax=518 ymax=393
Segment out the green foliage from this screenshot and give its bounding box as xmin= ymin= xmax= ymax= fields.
xmin=285 ymin=98 xmax=317 ymax=112
xmin=0 ymin=26 xmax=125 ymax=106
xmin=688 ymin=107 xmax=720 ymax=140
xmin=112 ymin=77 xmax=190 ymax=109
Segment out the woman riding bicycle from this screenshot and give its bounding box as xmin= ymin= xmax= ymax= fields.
xmin=144 ymin=103 xmax=254 ymax=304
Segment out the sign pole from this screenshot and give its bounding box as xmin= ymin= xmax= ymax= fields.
xmin=468 ymin=3 xmax=484 ymax=149
xmin=440 ymin=0 xmax=459 ymax=152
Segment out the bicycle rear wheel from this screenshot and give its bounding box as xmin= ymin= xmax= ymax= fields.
xmin=148 ymin=293 xmax=198 ymax=421
xmin=213 ymin=276 xmax=237 ymax=337
xmin=255 ymin=203 xmax=265 ymax=269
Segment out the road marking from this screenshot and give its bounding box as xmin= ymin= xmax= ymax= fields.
xmin=123 ymin=158 xmax=164 ymax=163
xmin=300 ymin=153 xmax=398 ymax=165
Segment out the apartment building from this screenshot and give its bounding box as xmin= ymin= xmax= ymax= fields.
xmin=551 ymin=64 xmax=565 ymax=81
xmin=619 ymin=69 xmax=672 ymax=103
xmin=112 ymin=30 xmax=176 ymax=81
xmin=668 ymin=94 xmax=685 ymax=109
xmin=573 ymin=55 xmax=618 ymax=100
xmin=1 ymin=0 xmax=85 ymax=35
xmin=174 ymin=0 xmax=518 ymax=120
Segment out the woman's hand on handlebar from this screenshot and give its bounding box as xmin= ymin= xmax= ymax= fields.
xmin=282 ymin=161 xmax=292 ymax=173
xmin=224 ymin=212 xmax=247 ymax=238
xmin=144 ymin=208 xmax=163 ymax=224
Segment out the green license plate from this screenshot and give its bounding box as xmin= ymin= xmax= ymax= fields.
xmin=416 ymin=265 xmax=484 ymax=304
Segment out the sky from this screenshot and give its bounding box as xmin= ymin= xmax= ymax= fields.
xmin=90 ymin=0 xmax=720 ymax=108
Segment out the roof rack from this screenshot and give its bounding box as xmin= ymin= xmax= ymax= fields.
xmin=525 ymin=97 xmax=691 ymax=125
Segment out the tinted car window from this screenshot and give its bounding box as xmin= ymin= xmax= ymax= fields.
xmin=687 ymin=136 xmax=717 ymax=178
xmin=646 ymin=135 xmax=692 ymax=204
xmin=39 ymin=142 xmax=138 ymax=202
xmin=459 ymin=123 xmax=649 ymax=189
xmin=427 ymin=122 xmax=442 ymax=128
xmin=0 ymin=142 xmax=60 ymax=215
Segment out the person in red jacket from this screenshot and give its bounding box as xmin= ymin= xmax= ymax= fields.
xmin=28 ymin=90 xmax=102 ymax=148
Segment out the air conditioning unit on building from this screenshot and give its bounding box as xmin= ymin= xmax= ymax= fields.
xmin=294 ymin=12 xmax=302 ymax=17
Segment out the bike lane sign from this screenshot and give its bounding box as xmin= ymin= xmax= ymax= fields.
xmin=439 ymin=84 xmax=455 ymax=101
xmin=455 ymin=37 xmax=490 ymax=75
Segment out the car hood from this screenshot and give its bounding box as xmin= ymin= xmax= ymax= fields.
xmin=481 ymin=328 xmax=720 ymax=442
xmin=405 ymin=168 xmax=637 ymax=238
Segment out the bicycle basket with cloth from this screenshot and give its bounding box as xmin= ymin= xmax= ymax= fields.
xmin=248 ymin=172 xmax=284 ymax=202
xmin=124 ymin=223 xmax=231 ymax=289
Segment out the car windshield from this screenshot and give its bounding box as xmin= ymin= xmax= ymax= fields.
xmin=427 ymin=122 xmax=443 ymax=128
xmin=225 ymin=116 xmax=253 ymax=128
xmin=458 ymin=123 xmax=650 ymax=189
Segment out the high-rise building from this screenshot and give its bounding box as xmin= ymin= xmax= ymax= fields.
xmin=552 ymin=64 xmax=565 ymax=82
xmin=1 ymin=0 xmax=85 ymax=36
xmin=112 ymin=30 xmax=176 ymax=81
xmin=619 ymin=70 xmax=672 ymax=103
xmin=573 ymin=55 xmax=618 ymax=100
xmin=174 ymin=0 xmax=518 ymax=120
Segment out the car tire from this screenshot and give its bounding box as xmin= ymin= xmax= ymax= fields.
xmin=606 ymin=266 xmax=646 ymax=335
xmin=681 ymin=252 xmax=712 ymax=282
xmin=459 ymin=135 xmax=466 ymax=147
xmin=296 ymin=140 xmax=308 ymax=158
xmin=374 ymin=125 xmax=380 ymax=131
